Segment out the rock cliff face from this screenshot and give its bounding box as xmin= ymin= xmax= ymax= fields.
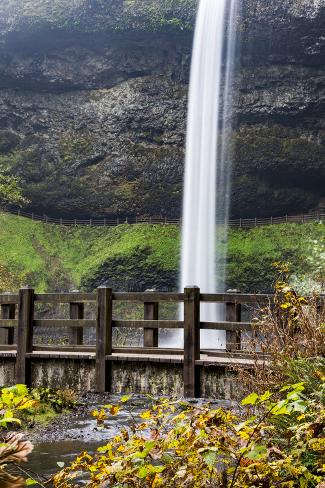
xmin=0 ymin=0 xmax=324 ymax=218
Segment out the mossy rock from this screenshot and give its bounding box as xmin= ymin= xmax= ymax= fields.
xmin=0 ymin=0 xmax=197 ymax=34
xmin=0 ymin=130 xmax=20 ymax=153
xmin=233 ymin=125 xmax=325 ymax=174
xmin=81 ymin=246 xmax=177 ymax=292
xmin=230 ymin=124 xmax=325 ymax=216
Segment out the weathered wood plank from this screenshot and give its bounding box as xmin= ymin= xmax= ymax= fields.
xmin=33 ymin=345 xmax=96 ymax=353
xmin=0 ymin=319 xmax=17 ymax=328
xmin=0 ymin=304 xmax=16 ymax=344
xmin=33 ymin=319 xmax=96 ymax=328
xmin=202 ymin=349 xmax=270 ymax=360
xmin=144 ymin=302 xmax=159 ymax=348
xmin=0 ymin=294 xmax=19 ymax=304
xmin=16 ymin=287 xmax=34 ymax=385
xmin=195 ymin=358 xmax=263 ymax=367
xmin=26 ymin=352 xmax=95 ymax=360
xmin=201 ymin=321 xmax=252 ymax=331
xmin=112 ymin=292 xmax=184 ymax=302
xmin=69 ymin=300 xmax=84 ymax=345
xmin=200 ymin=293 xmax=272 ymax=304
xmin=112 ymin=347 xmax=183 ymax=355
xmin=226 ymin=296 xmax=242 ymax=352
xmin=106 ymin=354 xmax=184 ymax=365
xmin=34 ymin=293 xmax=96 ymax=303
xmin=183 ymin=287 xmax=200 ymax=398
xmin=112 ymin=320 xmax=183 ymax=329
xmin=0 ymin=345 xmax=17 ymax=351
xmin=96 ymin=287 xmax=112 ymax=393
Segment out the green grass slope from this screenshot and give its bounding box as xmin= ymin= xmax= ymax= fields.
xmin=0 ymin=212 xmax=324 ymax=293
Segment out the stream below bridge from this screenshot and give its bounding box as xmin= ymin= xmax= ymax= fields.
xmin=13 ymin=394 xmax=232 ymax=485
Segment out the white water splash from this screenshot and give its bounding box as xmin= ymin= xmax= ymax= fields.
xmin=179 ymin=0 xmax=239 ymax=349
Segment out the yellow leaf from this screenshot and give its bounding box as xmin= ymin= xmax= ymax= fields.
xmin=110 ymin=405 xmax=120 ymax=416
xmin=141 ymin=410 xmax=152 ymax=420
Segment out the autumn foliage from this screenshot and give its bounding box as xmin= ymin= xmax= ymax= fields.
xmin=53 ymin=267 xmax=325 ymax=487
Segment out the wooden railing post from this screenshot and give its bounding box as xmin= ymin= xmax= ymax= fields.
xmin=144 ymin=302 xmax=159 ymax=348
xmin=69 ymin=291 xmax=84 ymax=345
xmin=183 ymin=286 xmax=200 ymax=398
xmin=226 ymin=289 xmax=242 ymax=352
xmin=0 ymin=297 xmax=15 ymax=345
xmin=95 ymin=287 xmax=112 ymax=393
xmin=16 ymin=287 xmax=34 ymax=385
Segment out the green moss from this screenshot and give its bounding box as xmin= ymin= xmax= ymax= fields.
xmin=233 ymin=125 xmax=325 ymax=172
xmin=227 ymin=224 xmax=325 ymax=292
xmin=0 ymin=151 xmax=24 ymax=172
xmin=58 ymin=135 xmax=93 ymax=164
xmin=0 ymin=213 xmax=180 ymax=291
xmin=26 ymin=406 xmax=58 ymax=426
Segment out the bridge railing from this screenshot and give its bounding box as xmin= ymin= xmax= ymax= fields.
xmin=0 ymin=288 xmax=323 ymax=396
xmin=5 ymin=208 xmax=325 ymax=228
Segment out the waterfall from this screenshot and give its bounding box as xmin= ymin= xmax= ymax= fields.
xmin=180 ymin=0 xmax=239 ymax=349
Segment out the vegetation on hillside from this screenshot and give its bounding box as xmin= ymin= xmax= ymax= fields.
xmin=0 ymin=175 xmax=26 ymax=210
xmin=0 ymin=131 xmax=27 ymax=210
xmin=0 ymin=212 xmax=324 ymax=293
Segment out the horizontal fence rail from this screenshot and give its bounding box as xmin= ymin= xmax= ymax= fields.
xmin=0 ymin=287 xmax=324 ymax=397
xmin=5 ymin=208 xmax=325 ymax=229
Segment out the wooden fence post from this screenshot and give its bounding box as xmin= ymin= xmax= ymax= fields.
xmin=226 ymin=290 xmax=241 ymax=352
xmin=183 ymin=287 xmax=200 ymax=397
xmin=16 ymin=287 xmax=34 ymax=385
xmin=144 ymin=302 xmax=159 ymax=348
xmin=0 ymin=299 xmax=15 ymax=345
xmin=69 ymin=291 xmax=84 ymax=345
xmin=95 ymin=287 xmax=112 ymax=393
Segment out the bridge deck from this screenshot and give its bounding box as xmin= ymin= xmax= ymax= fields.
xmin=0 ymin=350 xmax=263 ymax=367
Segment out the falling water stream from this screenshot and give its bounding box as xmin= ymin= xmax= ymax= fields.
xmin=180 ymin=0 xmax=239 ymax=349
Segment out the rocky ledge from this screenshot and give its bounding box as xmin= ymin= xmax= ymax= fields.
xmin=0 ymin=0 xmax=324 ymax=217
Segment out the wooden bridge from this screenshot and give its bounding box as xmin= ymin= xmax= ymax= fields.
xmin=0 ymin=288 xmax=322 ymax=398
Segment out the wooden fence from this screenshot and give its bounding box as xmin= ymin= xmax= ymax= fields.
xmin=0 ymin=288 xmax=323 ymax=396
xmin=6 ymin=208 xmax=325 ymax=229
